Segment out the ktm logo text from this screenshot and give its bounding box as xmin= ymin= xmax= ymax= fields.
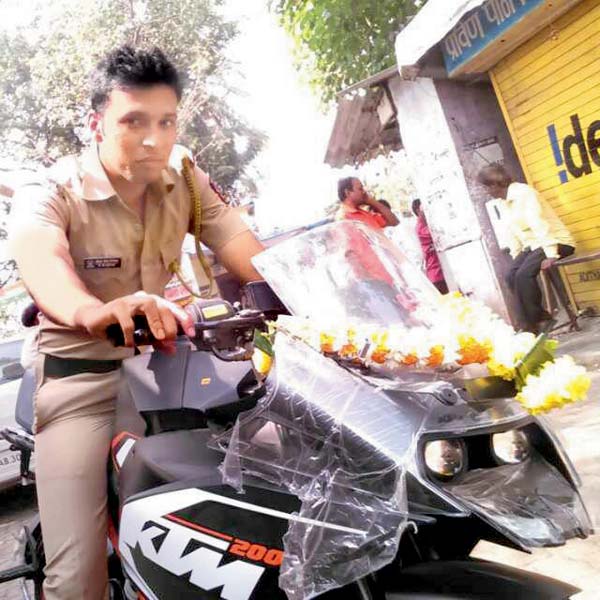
xmin=547 ymin=114 xmax=600 ymax=184
xmin=137 ymin=518 xmax=264 ymax=600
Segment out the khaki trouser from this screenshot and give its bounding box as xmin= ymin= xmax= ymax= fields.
xmin=33 ymin=355 xmax=121 ymax=600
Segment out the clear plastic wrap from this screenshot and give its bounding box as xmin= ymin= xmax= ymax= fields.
xmin=214 ymin=332 xmax=594 ymax=597
xmin=217 ymin=220 xmax=597 ymax=597
xmin=252 ymin=220 xmax=441 ymax=329
xmin=446 ymin=451 xmax=593 ymax=547
xmin=416 ymin=399 xmax=595 ymax=547
xmin=536 ymin=412 xmax=600 ymax=530
xmin=212 ymin=334 xmax=432 ymax=599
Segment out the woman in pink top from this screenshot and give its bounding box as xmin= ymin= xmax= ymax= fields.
xmin=412 ymin=199 xmax=448 ymax=294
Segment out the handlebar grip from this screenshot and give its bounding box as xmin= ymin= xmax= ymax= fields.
xmin=105 ymin=315 xmax=155 ymax=347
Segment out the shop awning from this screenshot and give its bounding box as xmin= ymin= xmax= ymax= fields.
xmin=324 ymin=82 xmax=402 ymax=168
xmin=395 ymin=0 xmax=581 ymax=77
xmin=324 ymin=1 xmax=486 ymax=169
xmin=395 ymin=0 xmax=487 ymax=71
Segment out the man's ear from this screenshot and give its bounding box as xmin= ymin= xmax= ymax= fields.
xmin=88 ymin=111 xmax=104 ymax=143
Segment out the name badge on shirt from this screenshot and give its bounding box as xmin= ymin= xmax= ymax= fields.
xmin=83 ymin=257 xmax=122 ymax=270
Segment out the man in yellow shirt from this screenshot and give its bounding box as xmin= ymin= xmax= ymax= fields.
xmin=478 ymin=164 xmax=575 ymax=333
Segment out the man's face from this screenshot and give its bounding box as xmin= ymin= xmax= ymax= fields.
xmin=92 ymin=84 xmax=178 ymax=184
xmin=346 ymin=178 xmax=366 ymax=206
xmin=485 ymin=182 xmax=505 ymax=199
xmin=481 ymin=173 xmax=508 ymax=200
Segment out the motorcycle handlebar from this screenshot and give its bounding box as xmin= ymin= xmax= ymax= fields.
xmin=105 ymin=315 xmax=160 ymax=347
xmin=105 ymin=308 xmax=266 ymax=361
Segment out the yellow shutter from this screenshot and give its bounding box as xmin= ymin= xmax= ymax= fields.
xmin=490 ymin=0 xmax=600 ymax=311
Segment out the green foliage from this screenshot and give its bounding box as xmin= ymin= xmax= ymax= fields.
xmin=253 ymin=328 xmax=274 ymax=357
xmin=271 ymin=0 xmax=425 ymax=105
xmin=0 ymin=0 xmax=265 ymax=201
xmin=514 ymin=335 xmax=558 ymax=391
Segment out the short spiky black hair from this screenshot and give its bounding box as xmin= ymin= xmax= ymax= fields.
xmin=90 ymin=45 xmax=183 ymax=112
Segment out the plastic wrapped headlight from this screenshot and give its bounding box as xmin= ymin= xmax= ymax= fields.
xmin=492 ymin=430 xmax=530 ymax=465
xmin=424 ymin=439 xmax=466 ymax=480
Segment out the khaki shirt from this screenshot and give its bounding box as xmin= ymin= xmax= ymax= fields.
xmin=505 ymin=183 xmax=575 ymax=259
xmin=10 ymin=144 xmax=249 ymax=360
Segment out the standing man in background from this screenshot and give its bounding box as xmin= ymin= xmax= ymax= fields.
xmin=336 ymin=177 xmax=399 ymax=229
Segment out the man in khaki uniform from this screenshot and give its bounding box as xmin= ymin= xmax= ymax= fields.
xmin=9 ymin=45 xmax=263 ymax=599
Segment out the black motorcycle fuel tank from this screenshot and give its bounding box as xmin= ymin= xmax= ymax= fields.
xmin=121 ymin=341 xmax=254 ymax=415
xmin=112 ymin=341 xmax=260 ymax=505
xmin=119 ymin=480 xmax=367 ymax=600
xmin=120 ymin=482 xmax=293 ymax=600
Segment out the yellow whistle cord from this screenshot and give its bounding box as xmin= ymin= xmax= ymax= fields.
xmin=168 ymin=156 xmax=216 ymax=299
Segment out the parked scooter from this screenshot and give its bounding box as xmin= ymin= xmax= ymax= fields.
xmin=0 ymin=222 xmax=593 ymax=599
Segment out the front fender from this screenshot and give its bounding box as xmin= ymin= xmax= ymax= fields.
xmin=385 ymin=558 xmax=579 ymax=599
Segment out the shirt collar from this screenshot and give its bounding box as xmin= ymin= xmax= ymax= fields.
xmin=80 ymin=145 xmax=116 ymax=201
xmin=340 ymin=202 xmax=364 ymax=215
xmin=80 ymin=145 xmax=175 ymax=201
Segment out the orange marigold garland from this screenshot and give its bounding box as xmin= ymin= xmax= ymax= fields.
xmin=457 ymin=336 xmax=492 ymax=365
xmin=426 ymin=345 xmax=445 ymax=368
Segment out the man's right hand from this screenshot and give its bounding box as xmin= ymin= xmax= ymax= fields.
xmin=74 ymin=292 xmax=195 ymax=348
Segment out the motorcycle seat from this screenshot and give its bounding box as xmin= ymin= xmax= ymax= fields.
xmin=118 ymin=428 xmax=225 ymax=501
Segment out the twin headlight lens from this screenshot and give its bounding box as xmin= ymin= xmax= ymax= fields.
xmin=424 ymin=439 xmax=466 ymax=480
xmin=491 ymin=429 xmax=531 ymax=465
xmin=424 ymin=429 xmax=530 ymax=480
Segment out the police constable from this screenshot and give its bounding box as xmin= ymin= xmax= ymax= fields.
xmin=9 ymin=45 xmax=264 ymax=599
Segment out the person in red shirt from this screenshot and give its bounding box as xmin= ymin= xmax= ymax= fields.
xmin=412 ymin=198 xmax=448 ymax=294
xmin=336 ymin=177 xmax=399 ymax=229
xmin=331 ymin=178 xmax=422 ymax=323
xmin=334 ymin=177 xmax=398 ymax=284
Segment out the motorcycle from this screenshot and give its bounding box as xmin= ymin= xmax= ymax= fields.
xmin=0 ymin=338 xmax=34 ymax=493
xmin=0 ymin=221 xmax=594 ymax=599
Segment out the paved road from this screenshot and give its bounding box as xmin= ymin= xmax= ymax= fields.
xmin=0 ymin=486 xmax=37 ymax=600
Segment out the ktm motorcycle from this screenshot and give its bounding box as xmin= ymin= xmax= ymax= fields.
xmin=0 ymin=221 xmax=593 ymax=599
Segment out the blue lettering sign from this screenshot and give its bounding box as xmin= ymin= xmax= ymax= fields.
xmin=442 ymin=0 xmax=544 ymax=75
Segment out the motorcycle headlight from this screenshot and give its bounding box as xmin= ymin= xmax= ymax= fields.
xmin=424 ymin=439 xmax=466 ymax=480
xmin=492 ymin=430 xmax=530 ymax=465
